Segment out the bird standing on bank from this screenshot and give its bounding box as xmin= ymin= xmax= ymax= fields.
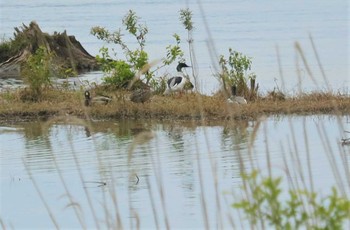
xmin=227 ymin=85 xmax=247 ymax=104
xmin=164 ymin=62 xmax=194 ymax=95
xmin=84 ymin=90 xmax=112 ymax=106
xmin=130 ymin=88 xmax=152 ymax=103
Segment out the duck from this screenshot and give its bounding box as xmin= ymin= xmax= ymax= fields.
xmin=130 ymin=88 xmax=152 ymax=103
xmin=84 ymin=90 xmax=112 ymax=106
xmin=164 ymin=62 xmax=194 ymax=95
xmin=227 ymin=85 xmax=247 ymax=104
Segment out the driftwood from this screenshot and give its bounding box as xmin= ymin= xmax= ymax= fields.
xmin=0 ymin=21 xmax=98 ymax=78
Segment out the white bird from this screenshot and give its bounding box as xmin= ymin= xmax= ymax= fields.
xmin=164 ymin=63 xmax=194 ymax=95
xmin=227 ymin=85 xmax=247 ymax=104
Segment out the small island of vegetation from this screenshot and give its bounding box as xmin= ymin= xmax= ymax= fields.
xmin=0 ymin=9 xmax=349 ymax=125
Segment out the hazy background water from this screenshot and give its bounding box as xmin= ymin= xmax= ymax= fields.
xmin=1 ymin=116 xmax=349 ymax=228
xmin=0 ymin=0 xmax=348 ymax=94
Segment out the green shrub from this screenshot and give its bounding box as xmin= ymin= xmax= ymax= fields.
xmin=218 ymin=48 xmax=257 ymax=98
xmin=20 ymin=46 xmax=54 ymax=100
xmin=179 ymin=8 xmax=198 ymax=88
xmin=102 ymin=60 xmax=134 ymax=87
xmin=163 ymin=33 xmax=185 ymax=65
xmin=91 ymin=10 xmax=151 ymax=89
xmin=91 ymin=10 xmax=186 ymax=93
xmin=95 ymin=47 xmax=135 ymax=88
xmin=233 ymin=170 xmax=350 ymax=229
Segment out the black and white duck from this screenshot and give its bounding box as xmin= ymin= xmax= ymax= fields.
xmin=164 ymin=63 xmax=194 ymax=95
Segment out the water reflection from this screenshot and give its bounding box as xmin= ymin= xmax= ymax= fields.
xmin=165 ymin=124 xmax=186 ymax=152
xmin=1 ymin=115 xmax=349 ymax=229
xmin=221 ymin=120 xmax=250 ymax=150
xmin=5 ymin=121 xmax=56 ymax=172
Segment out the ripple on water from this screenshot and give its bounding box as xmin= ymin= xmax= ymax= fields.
xmin=1 ymin=110 xmax=349 ymax=228
xmin=0 ymin=78 xmax=25 ymax=91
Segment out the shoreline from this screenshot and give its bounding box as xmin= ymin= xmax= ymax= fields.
xmin=0 ymin=89 xmax=349 ymax=124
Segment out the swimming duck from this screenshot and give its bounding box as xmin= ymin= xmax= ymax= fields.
xmin=130 ymin=88 xmax=152 ymax=103
xmin=84 ymin=90 xmax=112 ymax=106
xmin=227 ymin=85 xmax=247 ymax=104
xmin=164 ymin=62 xmax=194 ymax=95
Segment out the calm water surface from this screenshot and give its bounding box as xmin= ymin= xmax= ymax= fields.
xmin=1 ymin=115 xmax=349 ymax=228
xmin=0 ymin=0 xmax=348 ymax=93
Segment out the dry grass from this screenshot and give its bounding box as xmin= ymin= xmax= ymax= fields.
xmin=0 ymin=88 xmax=349 ymax=123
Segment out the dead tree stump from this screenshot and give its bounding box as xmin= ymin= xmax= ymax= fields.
xmin=0 ymin=21 xmax=98 ymax=78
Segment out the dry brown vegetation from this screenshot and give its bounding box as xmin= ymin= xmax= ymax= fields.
xmin=0 ymin=88 xmax=349 ymax=124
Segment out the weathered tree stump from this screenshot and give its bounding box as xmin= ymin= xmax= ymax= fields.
xmin=0 ymin=21 xmax=98 ymax=78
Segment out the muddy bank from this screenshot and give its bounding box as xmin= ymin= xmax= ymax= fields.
xmin=0 ymin=90 xmax=349 ymax=124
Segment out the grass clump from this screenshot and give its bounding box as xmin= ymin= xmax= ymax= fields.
xmin=234 ymin=170 xmax=350 ymax=229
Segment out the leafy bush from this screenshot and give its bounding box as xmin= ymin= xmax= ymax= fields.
xmin=218 ymin=48 xmax=257 ymax=98
xmin=91 ymin=10 xmax=155 ymax=89
xmin=179 ymin=8 xmax=197 ymax=88
xmin=20 ymin=46 xmax=54 ymax=100
xmin=91 ymin=10 xmax=187 ymax=93
xmin=163 ymin=34 xmax=185 ymax=65
xmin=95 ymin=47 xmax=135 ymax=88
xmin=233 ymin=170 xmax=350 ymax=229
xmin=102 ymin=60 xmax=134 ymax=87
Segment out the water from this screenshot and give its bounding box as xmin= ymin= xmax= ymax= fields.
xmin=0 ymin=0 xmax=348 ymax=94
xmin=1 ymin=116 xmax=349 ymax=228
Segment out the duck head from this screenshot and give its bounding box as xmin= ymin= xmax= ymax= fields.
xmin=176 ymin=62 xmax=191 ymax=72
xmin=84 ymin=90 xmax=91 ymax=106
xmin=84 ymin=90 xmax=91 ymax=100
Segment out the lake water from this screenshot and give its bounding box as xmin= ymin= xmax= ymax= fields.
xmin=0 ymin=1 xmax=350 ymax=228
xmin=1 ymin=115 xmax=349 ymax=228
xmin=0 ymin=0 xmax=349 ymax=94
